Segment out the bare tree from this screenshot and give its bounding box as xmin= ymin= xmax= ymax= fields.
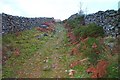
xmin=78 ymin=2 xmax=84 ymax=15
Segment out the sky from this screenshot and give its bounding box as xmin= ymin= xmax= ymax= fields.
xmin=0 ymin=0 xmax=119 ymax=20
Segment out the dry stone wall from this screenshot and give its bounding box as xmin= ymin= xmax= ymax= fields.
xmin=67 ymin=10 xmax=120 ymax=37
xmin=85 ymin=10 xmax=120 ymax=37
xmin=1 ymin=13 xmax=54 ymax=34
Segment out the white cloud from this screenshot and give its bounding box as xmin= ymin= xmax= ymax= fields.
xmin=0 ymin=0 xmax=27 ymax=16
xmin=0 ymin=0 xmax=119 ymax=20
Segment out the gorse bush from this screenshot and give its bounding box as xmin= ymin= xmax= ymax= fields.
xmin=87 ymin=23 xmax=104 ymax=37
xmin=74 ymin=23 xmax=104 ymax=38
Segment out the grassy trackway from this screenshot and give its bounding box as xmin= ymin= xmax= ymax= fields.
xmin=17 ymin=23 xmax=72 ymax=78
xmin=3 ymin=23 xmax=90 ymax=78
xmin=2 ymin=23 xmax=119 ymax=78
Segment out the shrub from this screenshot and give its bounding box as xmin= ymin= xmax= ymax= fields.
xmin=87 ymin=23 xmax=104 ymax=37
xmin=74 ymin=26 xmax=88 ymax=38
xmin=67 ymin=19 xmax=79 ymax=29
xmin=67 ymin=16 xmax=84 ymax=29
xmin=80 ymin=37 xmax=103 ymax=65
xmin=74 ymin=23 xmax=104 ymax=38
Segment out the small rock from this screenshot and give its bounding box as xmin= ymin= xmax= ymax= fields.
xmin=43 ymin=65 xmax=51 ymax=71
xmin=43 ymin=59 xmax=48 ymax=63
xmin=65 ymin=70 xmax=68 ymax=73
xmin=43 ymin=33 xmax=48 ymax=36
xmin=52 ymin=63 xmax=57 ymax=69
xmin=68 ymin=69 xmax=76 ymax=77
xmin=43 ymin=57 xmax=49 ymax=63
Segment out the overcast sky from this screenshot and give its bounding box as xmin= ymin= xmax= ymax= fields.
xmin=0 ymin=0 xmax=119 ymax=20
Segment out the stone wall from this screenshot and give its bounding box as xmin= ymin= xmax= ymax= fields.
xmin=1 ymin=13 xmax=54 ymax=34
xmin=85 ymin=10 xmax=120 ymax=37
xmin=0 ymin=14 xmax=2 ymax=34
xmin=67 ymin=10 xmax=120 ymax=37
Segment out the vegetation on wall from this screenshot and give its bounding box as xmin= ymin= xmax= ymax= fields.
xmin=65 ymin=15 xmax=119 ymax=78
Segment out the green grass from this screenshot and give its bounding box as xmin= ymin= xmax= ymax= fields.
xmin=79 ymin=37 xmax=102 ymax=65
xmin=73 ymin=65 xmax=90 ymax=78
xmin=106 ymin=54 xmax=119 ymax=78
xmin=2 ymin=23 xmax=119 ymax=78
xmin=2 ymin=24 xmax=74 ymax=78
xmin=107 ymin=61 xmax=119 ymax=78
xmin=2 ymin=28 xmax=51 ymax=78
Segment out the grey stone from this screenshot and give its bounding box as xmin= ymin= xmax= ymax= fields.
xmin=43 ymin=33 xmax=48 ymax=36
xmin=2 ymin=13 xmax=54 ymax=34
xmin=84 ymin=10 xmax=120 ymax=37
xmin=67 ymin=9 xmax=120 ymax=37
xmin=43 ymin=65 xmax=51 ymax=71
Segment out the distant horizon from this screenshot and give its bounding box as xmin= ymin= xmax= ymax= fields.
xmin=0 ymin=0 xmax=119 ymax=20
